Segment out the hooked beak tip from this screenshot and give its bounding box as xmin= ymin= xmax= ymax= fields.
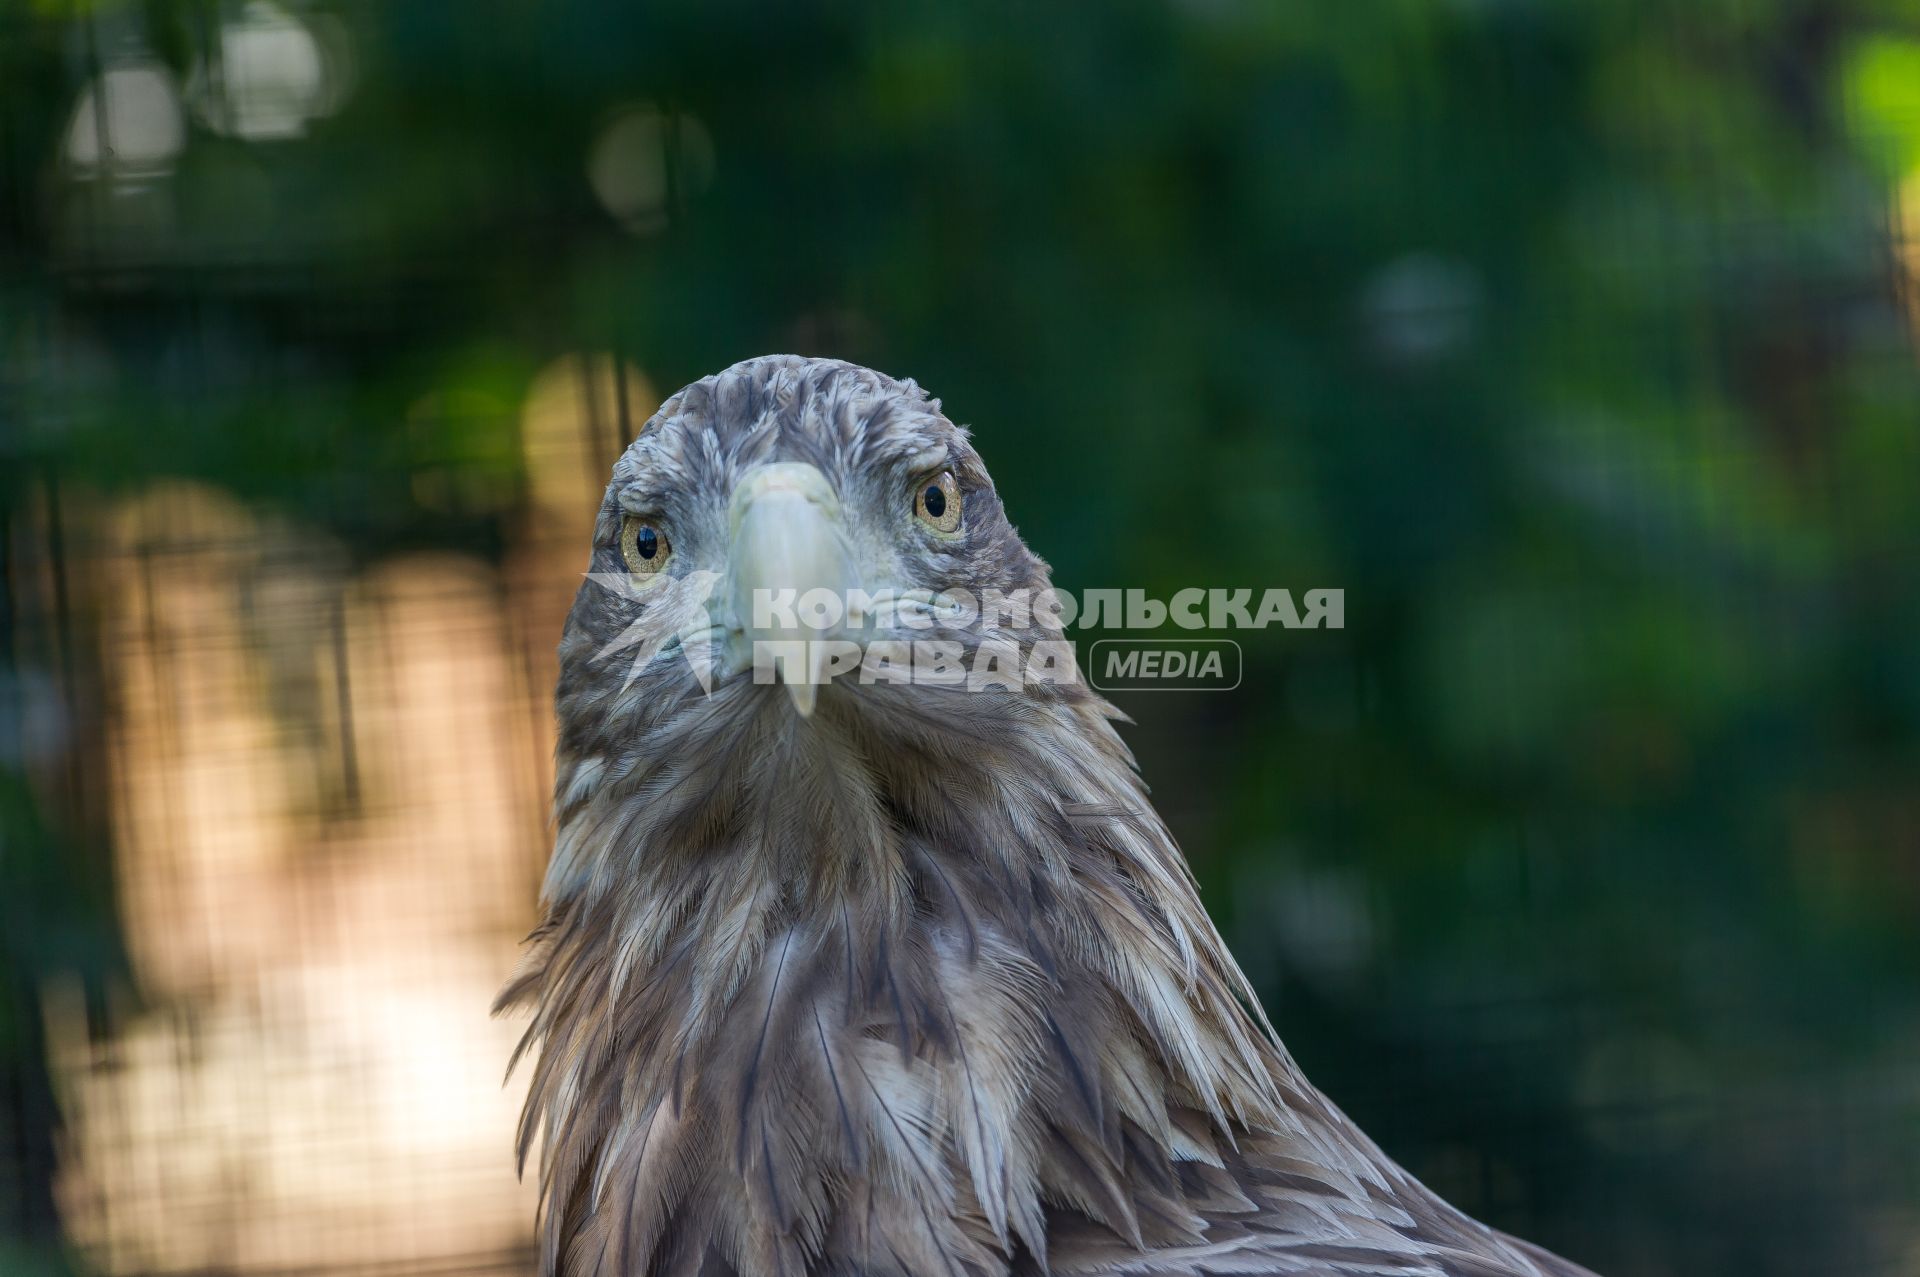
xmin=728 ymin=461 xmax=857 ymax=722
xmin=784 ymin=679 xmax=818 ymax=718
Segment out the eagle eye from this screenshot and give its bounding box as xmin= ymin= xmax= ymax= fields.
xmin=913 ymin=471 xmax=962 ymax=534
xmin=620 ymin=516 xmax=671 ymax=577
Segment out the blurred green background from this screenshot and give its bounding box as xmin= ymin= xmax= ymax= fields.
xmin=5 ymin=2 xmax=1920 ymax=1275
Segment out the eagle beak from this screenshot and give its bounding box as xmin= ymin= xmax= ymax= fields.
xmin=727 ymin=463 xmax=862 ymax=718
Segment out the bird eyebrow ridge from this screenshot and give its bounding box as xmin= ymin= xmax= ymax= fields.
xmin=614 ymin=487 xmax=662 ymax=515
xmin=904 ymin=447 xmax=949 ymax=474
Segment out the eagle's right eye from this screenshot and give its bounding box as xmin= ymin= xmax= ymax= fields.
xmin=620 ymin=516 xmax=671 ymax=578
xmin=912 ymin=471 xmax=962 ymax=534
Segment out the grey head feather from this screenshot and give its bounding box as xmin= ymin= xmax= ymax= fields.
xmin=499 ymin=356 xmax=1599 ymax=1277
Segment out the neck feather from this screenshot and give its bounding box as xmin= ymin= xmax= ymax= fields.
xmin=502 ymin=682 xmax=1322 ymax=1277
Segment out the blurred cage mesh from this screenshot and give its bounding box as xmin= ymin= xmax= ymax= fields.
xmin=5 ymin=356 xmax=662 ymax=1276
xmin=6 ymin=2 xmax=1920 ymax=1277
xmin=0 ymin=3 xmax=692 ymax=1269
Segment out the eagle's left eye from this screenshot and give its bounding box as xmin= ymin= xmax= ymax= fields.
xmin=620 ymin=516 xmax=671 ymax=577
xmin=913 ymin=471 xmax=962 ymax=534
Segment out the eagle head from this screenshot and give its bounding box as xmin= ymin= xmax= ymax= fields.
xmin=502 ymin=356 xmax=1595 ymax=1277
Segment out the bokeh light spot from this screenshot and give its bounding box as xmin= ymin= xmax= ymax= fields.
xmin=587 ymin=105 xmax=716 ymax=235
xmin=187 ymin=1 xmax=352 ymax=141
xmin=64 ymin=61 xmax=186 ymax=182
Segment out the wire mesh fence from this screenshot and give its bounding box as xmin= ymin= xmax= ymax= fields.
xmin=7 ymin=355 xmax=661 ymax=1276
xmin=7 ymin=3 xmax=1920 ymax=1276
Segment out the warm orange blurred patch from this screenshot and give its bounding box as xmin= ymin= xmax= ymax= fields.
xmin=48 ymin=354 xmax=655 ymax=1276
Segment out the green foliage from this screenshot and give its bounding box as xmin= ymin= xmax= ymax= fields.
xmin=4 ymin=2 xmax=1919 ymax=1274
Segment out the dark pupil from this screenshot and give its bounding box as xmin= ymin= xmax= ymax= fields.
xmin=636 ymin=526 xmax=659 ymax=560
xmin=922 ymin=484 xmax=947 ymax=519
